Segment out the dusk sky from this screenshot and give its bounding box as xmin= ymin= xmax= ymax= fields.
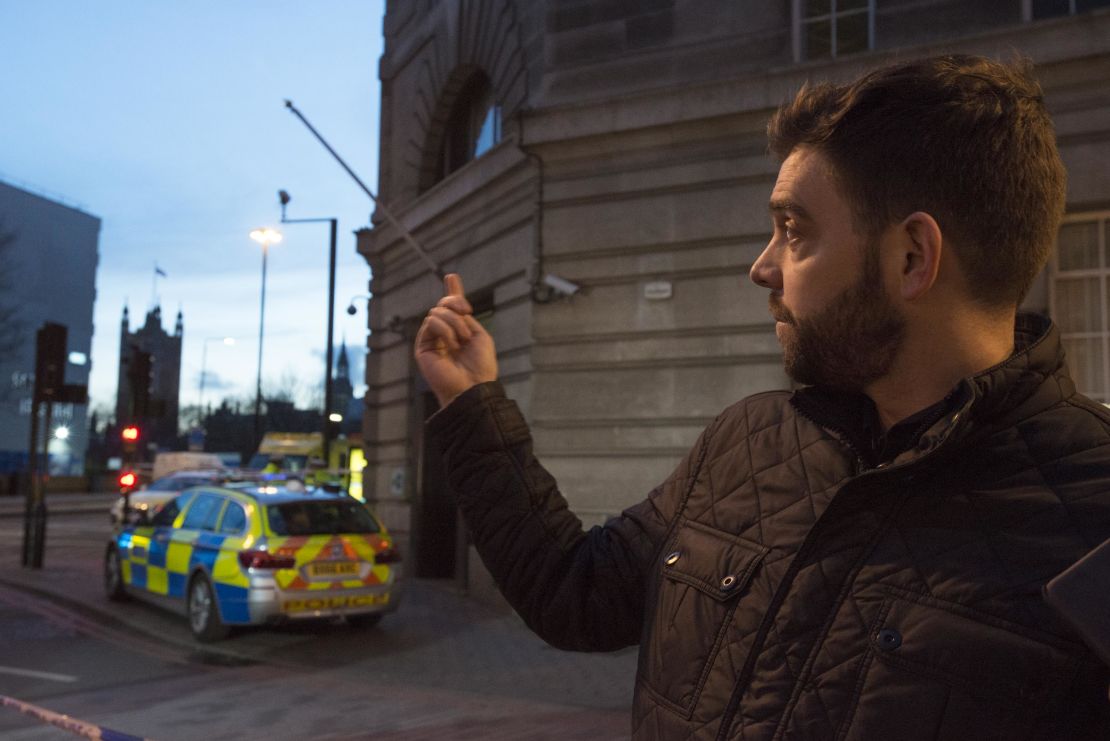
xmin=1 ymin=1 xmax=386 ymax=417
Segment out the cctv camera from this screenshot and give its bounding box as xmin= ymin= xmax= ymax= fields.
xmin=346 ymin=305 xmax=357 ymax=316
xmin=543 ymin=273 xmax=580 ymax=296
xmin=278 ymin=190 xmax=291 ymax=205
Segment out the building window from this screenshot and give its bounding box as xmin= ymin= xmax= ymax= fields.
xmin=438 ymin=73 xmax=502 ymax=182
xmin=1050 ymin=213 xmax=1110 ymax=403
xmin=796 ymin=0 xmax=874 ymax=62
xmin=1025 ymin=0 xmax=1110 ymax=20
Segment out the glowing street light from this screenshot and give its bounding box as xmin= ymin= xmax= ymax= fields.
xmin=53 ymin=426 xmax=70 ymax=441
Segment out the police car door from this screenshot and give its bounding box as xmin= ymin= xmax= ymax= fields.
xmin=174 ymin=492 xmax=226 ymax=589
xmin=124 ymin=491 xmax=194 ymax=597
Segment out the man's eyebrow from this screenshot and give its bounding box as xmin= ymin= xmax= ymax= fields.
xmin=768 ymin=199 xmax=810 ymax=219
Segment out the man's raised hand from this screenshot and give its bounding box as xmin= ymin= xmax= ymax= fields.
xmin=414 ymin=273 xmax=498 ymax=407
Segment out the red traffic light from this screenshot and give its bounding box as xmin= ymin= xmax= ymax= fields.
xmin=118 ymin=471 xmax=137 ymax=488
xmin=121 ymin=426 xmax=140 ymax=442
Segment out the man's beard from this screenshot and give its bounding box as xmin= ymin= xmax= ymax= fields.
xmin=770 ymin=249 xmax=906 ymax=392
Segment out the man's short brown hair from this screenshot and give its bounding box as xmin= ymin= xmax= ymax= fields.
xmin=768 ymin=55 xmax=1066 ymax=307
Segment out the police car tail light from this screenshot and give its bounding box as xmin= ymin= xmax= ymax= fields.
xmin=238 ymin=549 xmax=296 ymax=570
xmin=374 ymin=547 xmax=402 ymax=565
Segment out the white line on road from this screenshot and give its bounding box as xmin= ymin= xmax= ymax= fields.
xmin=0 ymin=666 xmax=78 ymax=683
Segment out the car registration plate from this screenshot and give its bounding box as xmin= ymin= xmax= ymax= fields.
xmin=308 ymin=561 xmax=359 ymax=578
xmin=283 ymin=593 xmax=390 ymax=612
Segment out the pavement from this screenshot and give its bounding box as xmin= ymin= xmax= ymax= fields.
xmin=0 ymin=492 xmax=640 ymax=739
xmin=0 ymin=490 xmax=118 ymax=518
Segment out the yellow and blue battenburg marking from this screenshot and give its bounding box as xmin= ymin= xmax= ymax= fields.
xmin=118 ymin=526 xmax=252 ymax=623
xmin=115 ymin=518 xmax=394 ymax=624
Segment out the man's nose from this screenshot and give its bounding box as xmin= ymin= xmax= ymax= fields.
xmin=749 ymin=243 xmax=781 ymax=290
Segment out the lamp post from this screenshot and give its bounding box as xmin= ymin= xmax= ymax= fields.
xmin=249 ymin=227 xmax=282 ymax=447
xmin=198 ymin=336 xmax=235 ymax=412
xmin=345 ymin=294 xmax=372 ymax=316
xmin=277 ymin=190 xmax=338 ymax=465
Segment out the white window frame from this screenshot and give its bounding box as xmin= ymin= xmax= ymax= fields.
xmin=793 ymin=0 xmax=876 ymax=63
xmin=1048 ymin=211 xmax=1110 ymax=403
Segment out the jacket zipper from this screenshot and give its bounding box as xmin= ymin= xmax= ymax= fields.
xmin=714 ymin=403 xmax=967 ymax=740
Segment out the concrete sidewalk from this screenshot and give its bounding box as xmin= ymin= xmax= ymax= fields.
xmin=0 ymin=491 xmax=117 ymax=518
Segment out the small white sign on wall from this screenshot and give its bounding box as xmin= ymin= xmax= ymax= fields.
xmin=644 ymin=281 xmax=673 ymax=301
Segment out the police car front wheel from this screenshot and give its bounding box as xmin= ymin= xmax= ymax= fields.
xmin=188 ymin=574 xmax=230 ymax=642
xmin=104 ymin=547 xmax=127 ymax=602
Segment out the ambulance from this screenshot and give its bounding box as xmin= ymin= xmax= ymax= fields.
xmin=249 ymin=432 xmax=367 ymax=500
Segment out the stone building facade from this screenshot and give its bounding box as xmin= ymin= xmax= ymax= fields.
xmin=357 ymin=0 xmax=1110 ymax=585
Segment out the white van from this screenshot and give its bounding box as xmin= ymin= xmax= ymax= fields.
xmin=152 ymin=452 xmax=227 ymax=481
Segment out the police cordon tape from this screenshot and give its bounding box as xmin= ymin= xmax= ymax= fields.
xmin=0 ymin=694 xmax=147 ymax=741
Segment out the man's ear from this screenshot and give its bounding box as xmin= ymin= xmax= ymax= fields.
xmin=897 ymin=211 xmax=943 ymax=301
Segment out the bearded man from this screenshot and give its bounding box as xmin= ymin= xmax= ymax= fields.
xmin=414 ymin=55 xmax=1110 ymax=739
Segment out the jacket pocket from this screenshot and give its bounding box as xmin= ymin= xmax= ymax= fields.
xmin=840 ymin=588 xmax=1082 ymax=741
xmin=641 ymin=520 xmax=768 ymax=717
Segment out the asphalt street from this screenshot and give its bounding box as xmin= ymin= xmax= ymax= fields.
xmin=0 ymin=494 xmax=638 ymax=739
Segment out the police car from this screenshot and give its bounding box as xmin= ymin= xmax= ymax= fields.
xmin=109 ymin=469 xmax=228 ymax=525
xmin=104 ymin=483 xmax=403 ymax=641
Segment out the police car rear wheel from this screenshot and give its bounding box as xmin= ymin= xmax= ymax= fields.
xmin=188 ymin=575 xmax=229 ymax=642
xmin=347 ymin=613 xmax=383 ymax=629
xmin=104 ymin=547 xmax=127 ymax=601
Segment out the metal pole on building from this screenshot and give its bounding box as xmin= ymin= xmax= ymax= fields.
xmin=283 ymin=100 xmax=443 ymax=280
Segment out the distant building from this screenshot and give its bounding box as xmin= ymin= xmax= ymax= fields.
xmin=115 ymin=305 xmax=183 ymax=450
xmin=358 ymin=1 xmax=1110 ymax=584
xmin=332 ymin=342 xmax=365 ymax=436
xmin=331 ymin=340 xmax=354 ymax=419
xmin=0 ymin=179 xmax=99 ymax=480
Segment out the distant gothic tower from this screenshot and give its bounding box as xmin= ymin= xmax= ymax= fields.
xmin=115 ymin=304 xmax=183 ymax=448
xmin=332 ymin=340 xmax=354 ymax=418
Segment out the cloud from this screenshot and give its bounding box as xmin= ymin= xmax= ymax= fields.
xmin=196 ymin=370 xmax=236 ymax=392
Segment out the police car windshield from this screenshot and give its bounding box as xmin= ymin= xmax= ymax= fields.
xmin=267 ymin=500 xmax=381 ymax=536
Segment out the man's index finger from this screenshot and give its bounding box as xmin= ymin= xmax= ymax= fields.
xmin=444 ymin=273 xmax=465 ymax=298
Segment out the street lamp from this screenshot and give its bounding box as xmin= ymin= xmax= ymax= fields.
xmin=199 ymin=336 xmax=235 ymax=412
xmin=249 ymin=227 xmax=282 ymax=446
xmin=277 ymin=189 xmax=339 ymax=464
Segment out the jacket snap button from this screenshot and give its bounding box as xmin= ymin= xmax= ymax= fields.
xmin=664 ymin=551 xmax=681 ymax=566
xmin=720 ymin=574 xmax=737 ymax=590
xmin=876 ymin=628 xmax=902 ymax=651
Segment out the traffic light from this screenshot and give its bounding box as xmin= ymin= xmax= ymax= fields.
xmin=34 ymin=323 xmax=67 ymax=401
xmin=121 ymin=425 xmax=140 ymax=453
xmin=118 ymin=471 xmax=138 ymax=491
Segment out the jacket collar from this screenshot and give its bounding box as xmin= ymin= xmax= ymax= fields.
xmin=791 ymin=312 xmax=1071 ymax=467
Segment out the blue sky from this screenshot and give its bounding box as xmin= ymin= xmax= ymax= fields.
xmin=0 ymin=0 xmax=386 ymax=414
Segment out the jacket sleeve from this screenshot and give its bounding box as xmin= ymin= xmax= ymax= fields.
xmin=427 ymin=381 xmax=712 ymax=652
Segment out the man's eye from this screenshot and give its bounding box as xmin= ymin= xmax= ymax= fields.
xmin=784 ymin=224 xmax=799 ymax=241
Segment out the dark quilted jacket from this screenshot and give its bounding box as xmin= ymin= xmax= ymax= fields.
xmin=428 ymin=314 xmax=1110 ymax=740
